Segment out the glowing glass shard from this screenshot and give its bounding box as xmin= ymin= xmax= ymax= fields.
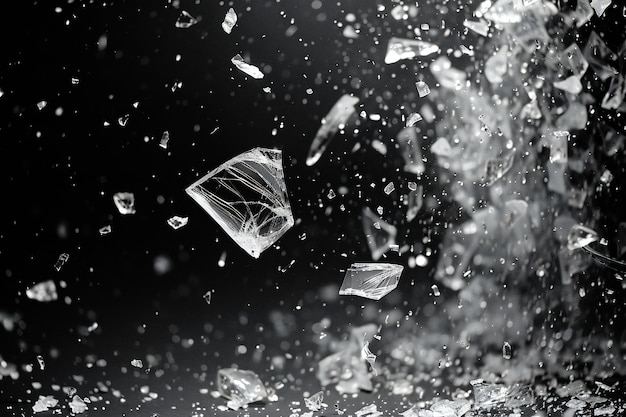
xmin=554 ymin=75 xmax=583 ymax=94
xmin=567 ymin=224 xmax=599 ymax=250
xmin=175 ymin=10 xmax=198 ymax=28
xmin=601 ymin=75 xmax=625 ymax=110
xmin=339 ymin=263 xmax=403 ymax=300
xmin=69 ymin=396 xmax=87 ymax=414
xmin=185 ymin=148 xmax=294 ymax=258
xmin=361 ymin=341 xmax=377 ymax=375
xmin=591 ymin=0 xmax=612 ymax=16
xmin=167 ymin=215 xmax=188 ymax=230
xmin=384 ymin=37 xmax=439 ymax=64
xmin=33 ymin=396 xmax=59 ymax=413
xmin=430 ymin=56 xmax=466 ymax=90
xmin=131 ymin=359 xmax=143 ymax=368
xmin=362 ymin=207 xmax=397 ymax=260
xmin=26 ymin=280 xmax=58 ymax=302
xmin=415 ymin=80 xmax=430 ymax=97
xmin=405 ymin=112 xmax=422 ymax=127
xmin=431 ymin=137 xmax=452 ymax=157
xmin=485 ymin=46 xmax=509 ymax=84
xmin=304 ymin=391 xmax=324 ymax=411
xmin=483 ymin=0 xmax=523 ymax=23
xmin=37 ymin=100 xmax=47 ymax=111
xmin=396 ymin=127 xmax=424 ymax=175
xmin=231 ymin=54 xmax=264 ymax=79
xmin=113 ymin=192 xmax=136 ymax=215
xmin=54 ymin=253 xmax=69 ymax=271
xmin=222 ymin=8 xmax=237 ymax=34
xmin=159 ymin=131 xmax=170 ymax=149
xmin=470 ymin=379 xmax=508 ymax=409
xmin=99 ymin=225 xmax=112 ymax=235
xmin=463 ymin=19 xmax=489 ymax=36
xmin=431 ymin=399 xmax=472 ymax=417
xmin=306 ymin=94 xmax=359 ymax=166
xmin=563 ymin=43 xmax=588 ymax=78
xmin=572 ymin=0 xmax=594 ymax=27
xmin=217 ymin=368 xmax=268 ymax=410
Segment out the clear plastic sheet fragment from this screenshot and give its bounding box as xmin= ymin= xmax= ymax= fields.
xmin=361 ymin=207 xmax=397 ymax=261
xmin=186 ymin=148 xmax=294 ymax=258
xmin=222 ymin=8 xmax=237 ymax=34
xmin=231 ymin=54 xmax=264 ymax=79
xmin=396 ymin=127 xmax=425 ymax=175
xmin=175 ymin=10 xmax=198 ymax=28
xmin=26 ymin=280 xmax=58 ymax=302
xmin=306 ymin=94 xmax=359 ymax=166
xmin=384 ymin=37 xmax=440 ymax=64
xmin=339 ymin=263 xmax=403 ymax=300
xmin=113 ymin=192 xmax=136 ymax=215
xmin=217 ymin=368 xmax=268 ymax=410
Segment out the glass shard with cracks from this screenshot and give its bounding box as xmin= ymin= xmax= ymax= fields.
xmin=339 ymin=263 xmax=403 ymax=300
xmin=361 ymin=207 xmax=397 ymax=260
xmin=567 ymin=224 xmax=599 ymax=250
xmin=26 ymin=280 xmax=58 ymax=302
xmin=222 ymin=8 xmax=237 ymax=34
xmin=231 ymin=54 xmax=264 ymax=79
xmin=415 ymin=81 xmax=430 ymax=97
xmin=384 ymin=37 xmax=439 ymax=64
xmin=175 ymin=10 xmax=198 ymax=28
xmin=185 ymin=148 xmax=294 ymax=258
xmin=304 ymin=391 xmax=324 ymax=411
xmin=217 ymin=368 xmax=268 ymax=410
xmin=167 ymin=215 xmax=189 ymax=230
xmin=113 ymin=192 xmax=136 ymax=215
xmin=159 ymin=131 xmax=170 ymax=149
xmin=584 ymin=32 xmax=619 ymax=81
xmin=306 ymin=94 xmax=359 ymax=166
xmin=54 ymin=253 xmax=69 ymax=271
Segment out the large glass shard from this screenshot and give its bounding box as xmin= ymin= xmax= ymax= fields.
xmin=584 ymin=32 xmax=619 ymax=81
xmin=339 ymin=263 xmax=403 ymax=300
xmin=567 ymin=224 xmax=599 ymax=250
xmin=429 ymin=57 xmax=466 ymax=90
xmin=396 ymin=127 xmax=425 ymax=175
xmin=563 ymin=43 xmax=588 ymax=78
xmin=175 ymin=10 xmax=198 ymax=28
xmin=231 ymin=54 xmax=264 ymax=79
xmin=185 ymin=148 xmax=294 ymax=258
xmin=113 ymin=192 xmax=136 ymax=215
xmin=361 ymin=207 xmax=397 ymax=260
xmin=222 ymin=8 xmax=237 ymax=34
xmin=217 ymin=368 xmax=268 ymax=410
xmin=306 ymin=94 xmax=359 ymax=166
xmin=304 ymin=391 xmax=324 ymax=411
xmin=384 ymin=37 xmax=440 ymax=64
xmin=572 ymin=0 xmax=594 ymax=27
xmin=463 ymin=19 xmax=489 ymax=37
xmin=590 ymin=0 xmax=612 ymax=16
xmin=26 ymin=280 xmax=58 ymax=302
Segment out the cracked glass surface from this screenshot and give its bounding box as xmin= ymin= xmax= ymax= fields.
xmin=339 ymin=263 xmax=403 ymax=300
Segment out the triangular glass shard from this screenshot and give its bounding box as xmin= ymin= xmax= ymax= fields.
xmin=567 ymin=224 xmax=599 ymax=250
xmin=562 ymin=43 xmax=588 ymax=78
xmin=304 ymin=391 xmax=324 ymax=411
xmin=231 ymin=54 xmax=264 ymax=79
xmin=175 ymin=10 xmax=198 ymax=28
xmin=396 ymin=127 xmax=425 ymax=175
xmin=384 ymin=37 xmax=439 ymax=64
xmin=584 ymin=32 xmax=619 ymax=81
xmin=306 ymin=94 xmax=359 ymax=166
xmin=339 ymin=263 xmax=403 ymax=300
xmin=217 ymin=368 xmax=268 ymax=410
xmin=601 ymin=74 xmax=625 ymax=110
xmin=362 ymin=207 xmax=397 ymax=261
xmin=26 ymin=280 xmax=58 ymax=302
xmin=590 ymin=0 xmax=612 ymax=16
xmin=186 ymin=148 xmax=294 ymax=258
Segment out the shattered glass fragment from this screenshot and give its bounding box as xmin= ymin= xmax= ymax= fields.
xmin=549 ymin=131 xmax=569 ymax=163
xmin=37 ymin=100 xmax=47 ymax=110
xmin=559 ymin=247 xmax=591 ymax=284
xmin=231 ymin=54 xmax=264 ymax=79
xmin=406 ymin=185 xmax=423 ymax=222
xmin=584 ymin=32 xmax=619 ymax=81
xmin=384 ymin=37 xmax=440 ymax=64
xmin=69 ymin=395 xmax=88 ymax=414
xmin=159 ymin=131 xmax=170 ymax=149
xmin=563 ymin=43 xmax=589 ymax=78
xmin=355 ymin=404 xmax=380 ymax=417
xmin=203 ymin=290 xmax=212 ymax=304
xmin=37 ymin=355 xmax=45 ymax=370
xmin=361 ymin=207 xmax=397 ymax=260
xmin=361 ymin=341 xmax=377 ymax=375
xmin=113 ymin=192 xmax=136 ymax=215
xmin=431 ymin=284 xmax=440 ymax=296
xmin=463 ymin=19 xmax=489 ymax=36
xmin=175 ymin=10 xmax=198 ymax=28
xmin=327 ymin=189 xmax=336 ymax=199
xmin=415 ymin=81 xmax=430 ymax=97
xmin=33 ymin=395 xmax=58 ymax=413
xmin=471 ymin=379 xmax=508 ymax=409
xmin=567 ymin=224 xmax=599 ymax=250
xmin=431 ymin=399 xmax=472 ymax=417
xmin=599 ymin=169 xmax=613 ymax=184
xmin=167 ymin=215 xmax=188 ymax=230
xmin=384 ymin=182 xmax=395 ymax=195
xmin=430 ymin=57 xmax=466 ymax=90
xmin=572 ymin=0 xmax=594 ymax=27
xmin=217 ymin=368 xmax=268 ymax=410
xmin=502 ymin=341 xmax=512 ymax=359
xmin=339 ymin=263 xmax=403 ymax=300
xmin=485 ymin=46 xmax=508 ymax=84
xmin=306 ymin=94 xmax=359 ymax=166
xmin=601 ymin=75 xmax=625 ymax=110
xmin=505 ymin=384 xmax=535 ymax=408
xmin=118 ymin=114 xmax=129 ymax=126
xmin=484 ymin=153 xmax=514 ymax=186
xmin=431 ymin=137 xmax=452 ymax=157
xmin=406 ymin=112 xmax=422 ymax=127
xmin=505 ymin=9 xmax=550 ymax=52
xmin=591 ymin=0 xmax=612 ymax=16
xmin=554 ymin=75 xmax=583 ymax=94
xmin=131 ymin=359 xmax=143 ymax=368
xmin=186 ymin=148 xmax=294 ymax=258
xmin=483 ymin=0 xmax=523 ymax=23
xmin=26 ymin=280 xmax=58 ymax=302
xmin=396 ymin=127 xmax=425 ymax=175
xmin=521 ymin=100 xmax=542 ymax=120
xmin=556 ymin=102 xmax=587 ymax=131
xmin=304 ymin=391 xmax=324 ymax=411
xmin=54 ymin=253 xmax=69 ymax=271
xmin=222 ymin=8 xmax=237 ymax=34
xmin=99 ymin=225 xmax=112 ymax=235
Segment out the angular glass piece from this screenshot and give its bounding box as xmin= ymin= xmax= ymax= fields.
xmin=563 ymin=43 xmax=588 ymax=78
xmin=159 ymin=131 xmax=170 ymax=149
xmin=463 ymin=19 xmax=489 ymax=36
xmin=505 ymin=384 xmax=535 ymax=408
xmin=591 ymin=0 xmax=612 ymax=16
xmin=54 ymin=253 xmax=69 ymax=271
xmin=405 ymin=112 xmax=422 ymax=127
xmin=26 ymin=280 xmax=58 ymax=302
xmin=175 ymin=10 xmax=198 ymax=28
xmin=554 ymin=75 xmax=583 ymax=94
xmin=600 ymin=169 xmax=613 ymax=184
xmin=567 ymin=224 xmax=599 ymax=250
xmin=118 ymin=114 xmax=129 ymax=126
xmin=484 ymin=153 xmax=514 ymax=186
xmin=415 ymin=81 xmax=430 ymax=97
xmin=33 ymin=395 xmax=59 ymax=413
xmin=222 ymin=8 xmax=237 ymax=34
xmin=186 ymin=148 xmax=294 ymax=258
xmin=559 ymin=247 xmax=591 ymax=284
xmin=306 ymin=94 xmax=359 ymax=166
xmin=362 ymin=207 xmax=397 ymax=260
xmin=383 ymin=182 xmax=395 ymax=195
xmin=37 ymin=100 xmax=47 ymax=110
xmin=483 ymin=0 xmax=523 ymax=23
xmin=304 ymin=391 xmax=324 ymax=411
xmin=431 ymin=399 xmax=472 ymax=417
xmin=99 ymin=225 xmax=112 ymax=235
xmin=406 ymin=185 xmax=423 ymax=222
xmin=384 ymin=37 xmax=440 ymax=64
xmin=504 ymin=9 xmax=550 ymax=52
xmin=69 ymin=395 xmax=88 ymax=414
xmin=601 ymin=75 xmax=625 ymax=110
xmin=549 ymin=131 xmax=569 ymax=163
xmin=572 ymin=0 xmax=594 ymax=27
xmin=485 ymin=46 xmax=508 ymax=84
xmin=471 ymin=379 xmax=508 ymax=409
xmin=167 ymin=215 xmax=188 ymax=230
xmin=361 ymin=341 xmax=377 ymax=375
xmin=584 ymin=32 xmax=619 ymax=81
xmin=396 ymin=127 xmax=425 ymax=175
xmin=130 ymin=359 xmax=143 ymax=368
xmin=430 ymin=56 xmax=466 ymax=90
xmin=339 ymin=263 xmax=403 ymax=300
xmin=113 ymin=192 xmax=136 ymax=215
xmin=556 ymin=102 xmax=587 ymax=131
xmin=431 ymin=137 xmax=452 ymax=157
xmin=37 ymin=355 xmax=45 ymax=370
xmin=355 ymin=404 xmax=380 ymax=417
xmin=231 ymin=54 xmax=264 ymax=79
xmin=217 ymin=368 xmax=268 ymax=410
xmin=203 ymin=290 xmax=212 ymax=304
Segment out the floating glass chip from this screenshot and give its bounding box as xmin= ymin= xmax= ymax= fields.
xmin=339 ymin=263 xmax=403 ymax=300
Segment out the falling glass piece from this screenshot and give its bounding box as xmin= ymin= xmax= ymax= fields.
xmin=502 ymin=341 xmax=512 ymax=359
xmin=304 ymin=391 xmax=324 ymax=411
xmin=505 ymin=384 xmax=535 ymax=408
xmin=118 ymin=114 xmax=129 ymax=126
xmin=485 ymin=46 xmax=508 ymax=84
xmin=26 ymin=280 xmax=58 ymax=302
xmin=600 ymin=169 xmax=613 ymax=185
xmin=572 ymin=0 xmax=594 ymax=27
xmin=327 ymin=189 xmax=336 ymax=199
xmin=37 ymin=100 xmax=47 ymax=110
xmin=339 ymin=263 xmax=403 ymax=300
xmin=591 ymin=0 xmax=612 ymax=16
xmin=99 ymin=225 xmax=112 ymax=235
xmin=563 ymin=43 xmax=589 ymax=78
xmin=504 ymin=9 xmax=550 ymax=52
xmin=431 ymin=137 xmax=452 ymax=157
xmin=361 ymin=341 xmax=377 ymax=375
xmin=113 ymin=192 xmax=136 ymax=215
xmin=203 ymin=290 xmax=212 ymax=304
xmin=175 ymin=10 xmax=198 ymax=28
xmin=584 ymin=32 xmax=619 ymax=81
xmin=396 ymin=127 xmax=425 ymax=175
xmin=355 ymin=404 xmax=380 ymax=417
xmin=167 ymin=215 xmax=188 ymax=230
xmin=343 ymin=25 xmax=359 ymax=39
xmin=222 ymin=8 xmax=237 ymax=34
xmin=131 ymin=359 xmax=143 ymax=368
xmin=431 ymin=399 xmax=472 ymax=417
xmin=415 ymin=81 xmax=430 ymax=97
xmin=405 ymin=113 xmax=422 ymax=127
xmin=159 ymin=131 xmax=170 ymax=149
xmin=217 ymin=368 xmax=268 ymax=410
xmin=559 ymin=247 xmax=591 ymax=284
xmin=69 ymin=396 xmax=88 ymax=414
xmin=483 ymin=0 xmax=523 ymax=23
xmin=33 ymin=395 xmax=59 ymax=413
xmin=384 ymin=37 xmax=440 ymax=64
xmin=431 ymin=284 xmax=440 ymax=297
xmin=185 ymin=148 xmax=294 ymax=258
xmin=471 ymin=379 xmax=508 ymax=409
xmin=549 ymin=131 xmax=569 ymax=163
xmin=463 ymin=19 xmax=489 ymax=36
xmin=361 ymin=207 xmax=397 ymax=260
xmin=556 ymin=102 xmax=587 ymax=131
xmin=37 ymin=355 xmax=45 ymax=370
xmin=231 ymin=54 xmax=264 ymax=79
xmin=383 ymin=182 xmax=395 ymax=195
xmin=484 ymin=153 xmax=514 ymax=186
xmin=54 ymin=253 xmax=69 ymax=271
xmin=406 ymin=185 xmax=423 ymax=222
xmin=567 ymin=224 xmax=599 ymax=250
xmin=601 ymin=75 xmax=625 ymax=110
xmin=430 ymin=56 xmax=466 ymax=90
xmin=306 ymin=94 xmax=359 ymax=166
xmin=554 ymin=75 xmax=583 ymax=94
